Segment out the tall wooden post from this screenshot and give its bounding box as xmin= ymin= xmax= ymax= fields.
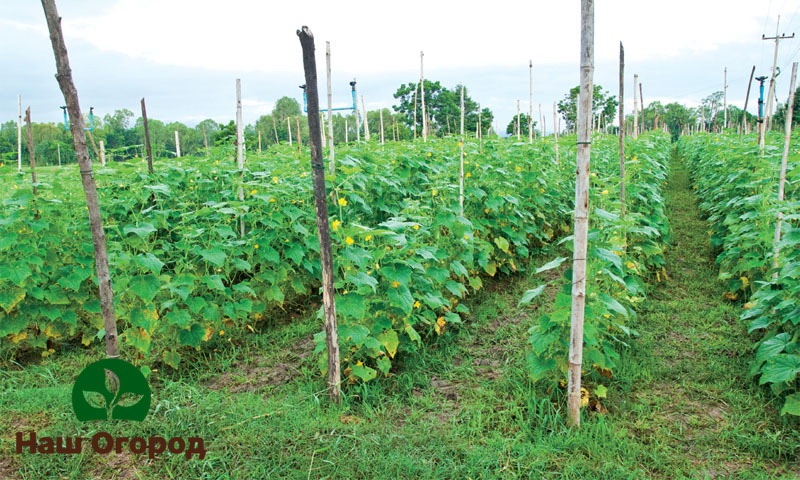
xmin=296 ymin=116 xmax=302 ymax=153
xmin=236 ymin=79 xmax=245 ymax=236
xmin=326 ymin=41 xmax=335 ymax=172
xmin=272 ymin=116 xmax=279 ymax=144
xmin=174 ymin=131 xmax=181 ymax=157
xmin=568 ymin=0 xmax=595 ymax=428
xmin=772 ymin=62 xmax=798 ymax=275
xmin=258 ymin=130 xmax=262 ymax=152
xmin=361 ymin=96 xmax=370 ymax=141
xmin=478 ymin=103 xmax=483 ymax=154
xmin=320 ymin=113 xmax=327 ymax=148
xmin=529 ymin=60 xmax=534 ymax=143
xmin=421 ymin=51 xmax=427 ymax=142
xmin=297 ymin=26 xmax=341 ymax=403
xmin=633 ymin=73 xmax=639 ymax=138
xmin=618 ymin=42 xmax=625 ymax=217
xmin=25 ymin=107 xmax=37 ymax=196
xmin=17 ymin=95 xmax=22 ymax=173
xmin=140 ymin=98 xmax=153 ymax=174
xmin=99 ymin=140 xmax=106 ymax=166
xmin=57 ymin=143 xmax=61 ymax=166
xmin=202 ymin=125 xmax=209 ymax=153
xmin=723 ymin=67 xmax=728 ymax=129
xmin=553 ymin=102 xmax=560 ymax=163
xmin=379 ymin=109 xmax=385 ymax=145
xmin=42 ymin=0 xmax=119 ymax=358
xmin=412 ymin=86 xmax=418 ymax=140
xmin=516 ymin=100 xmax=521 ymax=140
xmin=287 ymin=117 xmax=293 ymax=146
xmin=459 ymin=85 xmax=465 ymax=216
xmin=742 ymin=66 xmax=755 ymax=134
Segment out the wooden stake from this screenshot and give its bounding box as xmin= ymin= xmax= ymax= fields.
xmin=742 ymin=65 xmax=755 ymax=134
xmin=202 ymin=125 xmax=209 ymax=153
xmin=320 ymin=113 xmax=327 ymax=148
xmin=353 ymin=79 xmax=360 ymax=143
xmin=141 ymin=98 xmax=153 ymax=174
xmin=296 ymin=116 xmax=302 ymax=153
xmin=297 ymin=26 xmax=341 ymax=404
xmin=379 ymin=108 xmax=385 ymax=145
xmin=287 ymin=117 xmax=293 ymax=146
xmin=236 ymin=79 xmax=245 ymax=237
xmin=412 ymin=85 xmax=418 ymax=140
xmin=772 ymin=61 xmax=798 ymax=275
xmin=272 ymin=116 xmax=279 ymax=144
xmin=174 ymin=131 xmax=181 ymax=157
xmin=258 ymin=130 xmax=262 ymax=153
xmin=539 ymin=103 xmax=543 ymax=136
xmin=99 ymin=140 xmax=106 ymax=166
xmin=723 ymin=67 xmax=728 ymax=129
xmin=87 ymin=130 xmax=100 ymax=162
xmin=43 ymin=0 xmax=119 ymax=358
xmin=568 ymin=0 xmax=594 ymax=428
xmin=345 ymin=118 xmax=348 ymax=143
xmin=516 ymin=100 xmax=521 ymax=140
xmin=529 ymin=60 xmax=534 ymax=143
xmin=553 ymin=102 xmax=559 ymax=163
xmin=459 ymin=85 xmax=465 ymax=216
xmin=24 ymin=107 xmax=37 ymax=196
xmin=478 ymin=103 xmax=482 ymax=154
xmin=421 ymin=51 xmax=427 ymax=142
xmin=619 ymin=42 xmax=625 ymax=217
xmin=57 ymin=143 xmax=61 ymax=166
xmin=326 ymin=41 xmax=334 ymax=172
xmin=17 ymin=95 xmax=22 ymax=173
xmin=633 ymin=73 xmax=639 ymax=139
xmin=361 ymin=96 xmax=370 ymax=141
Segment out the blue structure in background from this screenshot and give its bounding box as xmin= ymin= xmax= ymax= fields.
xmin=299 ymin=80 xmax=357 ymax=114
xmin=60 ymin=105 xmax=95 ymax=131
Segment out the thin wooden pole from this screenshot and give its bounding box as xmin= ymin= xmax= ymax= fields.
xmin=772 ymin=62 xmax=798 ymax=275
xmin=202 ymin=125 xmax=209 ymax=153
xmin=297 ymin=26 xmax=341 ymax=404
xmin=345 ymin=118 xmax=348 ymax=143
xmin=320 ymin=113 xmax=327 ymax=148
xmin=57 ymin=143 xmax=61 ymax=166
xmin=174 ymin=131 xmax=181 ymax=157
xmin=287 ymin=117 xmax=293 ymax=146
xmin=633 ymin=73 xmax=639 ymax=139
xmin=236 ymin=79 xmax=245 ymax=237
xmin=723 ymin=67 xmax=728 ymax=129
xmin=17 ymin=95 xmax=22 ymax=173
xmin=42 ymin=0 xmax=119 ymax=358
xmin=141 ymin=98 xmax=153 ymax=174
xmin=553 ymin=102 xmax=559 ymax=163
xmin=24 ymin=107 xmax=37 ymax=196
xmin=539 ymin=103 xmax=544 ymax=136
xmin=478 ymin=103 xmax=483 ymax=154
xmin=421 ymin=51 xmax=427 ymax=142
xmin=272 ymin=116 xmax=279 ymax=144
xmin=413 ymin=85 xmax=418 ymax=140
xmin=516 ymin=100 xmax=521 ymax=140
xmin=353 ymin=80 xmax=360 ymax=143
xmin=379 ymin=109 xmax=385 ymax=145
xmin=296 ymin=116 xmax=302 ymax=153
xmin=326 ymin=41 xmax=334 ymax=172
xmin=742 ymin=66 xmax=755 ymax=134
xmin=258 ymin=130 xmax=262 ymax=153
xmin=361 ymin=96 xmax=370 ymax=141
xmin=87 ymin=129 xmax=100 ymax=162
xmin=568 ymin=0 xmax=594 ymax=428
xmin=619 ymin=42 xmax=625 ymax=217
xmin=99 ymin=140 xmax=106 ymax=166
xmin=459 ymin=85 xmax=465 ymax=216
xmin=529 ymin=60 xmax=534 ymax=143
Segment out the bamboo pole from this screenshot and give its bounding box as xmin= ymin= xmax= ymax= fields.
xmin=57 ymin=143 xmax=61 ymax=166
xmin=326 ymin=41 xmax=334 ymax=172
xmin=202 ymin=125 xmax=209 ymax=153
xmin=24 ymin=107 xmax=37 ymax=196
xmin=87 ymin=130 xmax=100 ymax=162
xmin=529 ymin=60 xmax=534 ymax=143
xmin=539 ymin=103 xmax=544 ymax=136
xmin=17 ymin=95 xmax=22 ymax=173
xmin=287 ymin=117 xmax=293 ymax=146
xmin=742 ymin=66 xmax=755 ymax=134
xmin=345 ymin=118 xmax=348 ymax=143
xmin=619 ymin=42 xmax=625 ymax=217
xmin=478 ymin=103 xmax=483 ymax=154
xmin=379 ymin=109 xmax=385 ymax=145
xmin=297 ymin=26 xmax=341 ymax=404
xmin=99 ymin=140 xmax=106 ymax=166
xmin=174 ymin=131 xmax=181 ymax=157
xmin=516 ymin=100 xmax=521 ymax=140
xmin=421 ymin=51 xmax=427 ymax=142
xmin=258 ymin=130 xmax=262 ymax=153
xmin=321 ymin=113 xmax=327 ymax=147
xmin=296 ymin=116 xmax=302 ymax=153
xmin=633 ymin=73 xmax=639 ymax=139
xmin=553 ymin=102 xmax=560 ymax=163
xmin=236 ymin=78 xmax=245 ymax=237
xmin=568 ymin=0 xmax=595 ymax=428
xmin=361 ymin=96 xmax=370 ymax=141
xmin=723 ymin=67 xmax=728 ymax=129
xmin=141 ymin=98 xmax=153 ymax=174
xmin=353 ymin=80 xmax=360 ymax=143
xmin=42 ymin=0 xmax=119 ymax=358
xmin=272 ymin=116 xmax=279 ymax=144
xmin=412 ymin=86 xmax=417 ymax=140
xmin=772 ymin=62 xmax=798 ymax=275
xmin=459 ymin=85 xmax=465 ymax=216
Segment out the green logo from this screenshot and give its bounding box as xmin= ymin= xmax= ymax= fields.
xmin=71 ymin=359 xmax=150 ymax=421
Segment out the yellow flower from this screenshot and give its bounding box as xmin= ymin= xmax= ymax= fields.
xmin=580 ymin=387 xmax=589 ymax=407
xmin=345 ymin=236 xmax=354 ymax=245
xmin=601 ymin=190 xmax=609 ymax=195
xmin=465 ymin=172 xmax=471 ymax=178
xmin=413 ymin=225 xmax=420 ymax=230
xmin=391 ymin=281 xmax=400 ymax=288
xmin=219 ymin=330 xmax=225 ymax=336
xmin=458 ymin=141 xmax=463 ymax=147
xmin=432 ymin=189 xmax=438 ymax=196
xmin=540 ymin=188 xmax=545 ymax=193
xmin=484 ymin=208 xmax=489 ymax=213
xmin=270 ymin=198 xmax=276 ymax=202
xmin=515 ymin=166 xmax=522 ymax=172
xmin=254 ymin=244 xmax=260 ymax=249
xmin=463 ymin=234 xmax=469 ymax=240
xmin=338 ymin=198 xmax=348 ymax=206
xmin=250 ymin=189 xmax=257 ymax=195
xmin=365 ymin=234 xmax=373 ymax=241
xmin=272 ymin=176 xmax=279 ymax=183
xmin=427 ymin=152 xmax=432 ymax=157
xmin=603 ymin=314 xmax=610 ymax=318
xmin=413 ymin=301 xmax=421 ymax=308
xmin=332 ymin=220 xmax=341 ymax=231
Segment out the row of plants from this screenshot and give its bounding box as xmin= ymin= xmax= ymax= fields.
xmin=680 ymin=132 xmax=800 ymax=416
xmin=525 ymin=131 xmax=672 ymax=402
xmin=1 ymin=138 xmax=577 ymax=379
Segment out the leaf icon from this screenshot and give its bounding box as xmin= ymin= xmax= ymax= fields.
xmin=116 ymin=392 xmax=143 ymax=407
xmin=83 ymin=390 xmax=107 ymax=409
xmin=105 ymin=368 xmax=120 ymax=396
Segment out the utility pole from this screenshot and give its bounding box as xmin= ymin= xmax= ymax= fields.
xmin=762 ymin=16 xmax=795 ymax=132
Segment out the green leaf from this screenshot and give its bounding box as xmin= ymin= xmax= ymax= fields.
xmin=123 ymin=223 xmax=157 ymax=238
xmin=759 ymin=354 xmax=800 ymax=385
xmin=388 ymin=284 xmax=414 ymax=314
xmin=756 ymin=333 xmax=791 ymax=365
xmin=337 ymin=293 xmax=365 ymax=319
xmin=382 ymin=264 xmax=412 ymax=286
xmin=339 ymin=325 xmax=370 ymax=346
xmin=199 ymin=248 xmax=227 ymax=267
xmin=595 ymin=384 xmax=608 ymax=399
xmin=376 ymin=356 xmax=392 ymax=375
xmin=129 ymin=275 xmax=161 ymax=303
xmin=0 ymin=289 xmax=25 ymax=314
xmin=162 ymin=350 xmax=181 ymax=368
xmin=203 ymin=275 xmax=226 ymax=291
xmin=592 ymin=247 xmax=623 ymax=271
xmin=494 ymin=236 xmax=510 ymax=252
xmin=347 ymin=271 xmax=378 ymax=293
xmin=449 ymin=260 xmax=468 ymax=277
xmin=350 ymin=364 xmax=377 ymax=382
xmin=780 ymin=393 xmax=800 ymax=416
xmin=0 ymin=264 xmax=32 ymax=286
xmin=165 ymin=309 xmax=192 ymax=328
xmin=519 ymin=285 xmax=546 ymax=306
xmin=377 ymin=329 xmax=400 ymax=358
xmin=536 ymin=257 xmax=567 ymax=274
xmin=134 ymin=253 xmax=165 ymax=275
xmin=444 ymin=280 xmax=466 ymax=298
xmin=179 ymin=323 xmax=206 ymax=348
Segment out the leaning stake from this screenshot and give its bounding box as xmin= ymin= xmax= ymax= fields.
xmin=297 ymin=26 xmax=342 ymax=403
xmin=42 ymin=0 xmax=120 ymax=358
xmin=567 ymin=0 xmax=595 ymax=428
xmin=771 ymin=61 xmax=798 ymax=275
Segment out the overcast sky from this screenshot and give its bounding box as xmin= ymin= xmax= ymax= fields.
xmin=2 ymin=0 xmax=800 ymax=133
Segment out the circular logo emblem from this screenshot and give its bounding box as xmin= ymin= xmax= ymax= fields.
xmin=72 ymin=359 xmax=151 ymax=421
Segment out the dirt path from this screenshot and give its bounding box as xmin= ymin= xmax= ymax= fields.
xmin=617 ymin=150 xmax=799 ymax=478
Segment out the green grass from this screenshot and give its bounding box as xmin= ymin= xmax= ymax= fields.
xmin=1 ymin=148 xmax=798 ymax=479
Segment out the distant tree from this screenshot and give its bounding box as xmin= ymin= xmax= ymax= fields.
xmin=773 ymin=85 xmax=800 ymax=129
xmin=698 ymin=91 xmax=724 ymax=129
xmin=392 ymin=81 xmax=493 ymax=137
xmin=557 ymin=85 xmax=617 ymax=131
xmin=505 ymin=113 xmax=537 ymax=136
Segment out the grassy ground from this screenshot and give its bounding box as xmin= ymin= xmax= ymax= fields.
xmin=1 ymin=149 xmax=798 ymax=479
